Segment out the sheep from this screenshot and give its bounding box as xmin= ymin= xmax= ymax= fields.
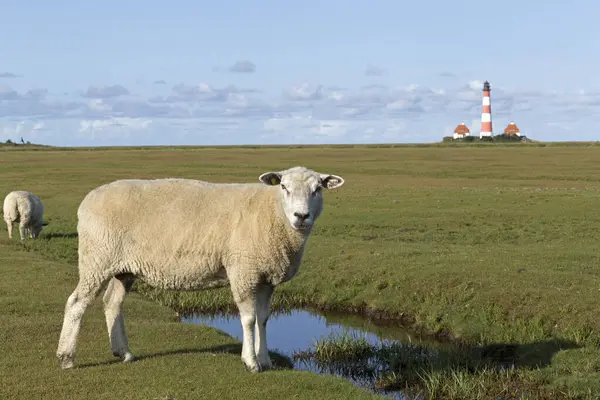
xmin=3 ymin=190 xmax=45 ymax=240
xmin=56 ymin=165 xmax=345 ymax=372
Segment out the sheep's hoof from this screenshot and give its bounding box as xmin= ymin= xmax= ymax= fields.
xmin=245 ymin=359 xmax=274 ymax=372
xmin=246 ymin=364 xmax=260 ymax=373
xmin=257 ymin=358 xmax=273 ymax=371
xmin=58 ymin=354 xmax=75 ymax=370
xmin=242 ymin=359 xmax=260 ymax=373
xmin=113 ymin=351 xmax=135 ymax=363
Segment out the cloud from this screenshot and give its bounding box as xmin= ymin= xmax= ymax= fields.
xmin=264 ymin=115 xmax=315 ymax=133
xmin=213 ymin=60 xmax=257 ymax=73
xmin=0 ymin=72 xmax=22 ymax=78
xmin=365 ymin=65 xmax=387 ymax=77
xmin=468 ymin=80 xmax=484 ymax=91
xmin=262 ymin=114 xmax=415 ymax=144
xmin=384 ymin=121 xmax=408 ymax=136
xmin=229 ymin=60 xmax=256 ymax=73
xmin=79 ymin=117 xmax=152 ymax=133
xmin=83 ymin=84 xmax=130 ymax=98
xmin=262 ymin=115 xmax=353 ymax=143
xmin=325 ymin=83 xmax=448 ymax=120
xmin=111 ymin=99 xmax=191 ymax=119
xmin=24 ymin=88 xmax=48 ymax=100
xmin=172 ymin=82 xmax=213 ymax=97
xmin=284 ymin=84 xmax=323 ymax=101
xmin=1 ymin=120 xmax=47 ymax=142
xmin=3 ymin=78 xmax=600 ymax=146
xmin=151 ymin=83 xmax=261 ymax=109
xmin=0 ymin=86 xmax=20 ymax=100
xmin=87 ymin=98 xmax=112 ymax=113
xmin=0 ymin=87 xmax=86 ymax=118
xmin=153 ymin=80 xmax=167 ymax=85
xmin=32 ymin=121 xmax=45 ymax=132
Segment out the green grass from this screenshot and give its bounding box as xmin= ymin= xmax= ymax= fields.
xmin=293 ymin=332 xmax=584 ymax=399
xmin=0 ymin=240 xmax=379 ymax=400
xmin=3 ymin=145 xmax=600 ymax=398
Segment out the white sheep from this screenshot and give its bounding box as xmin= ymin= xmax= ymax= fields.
xmin=56 ymin=166 xmax=345 ymax=372
xmin=3 ymin=190 xmax=45 ymax=240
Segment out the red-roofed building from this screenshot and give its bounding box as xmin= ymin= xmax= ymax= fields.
xmin=453 ymin=122 xmax=470 ymax=139
xmin=504 ymin=121 xmax=521 ymax=136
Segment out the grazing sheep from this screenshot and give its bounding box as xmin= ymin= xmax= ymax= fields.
xmin=3 ymin=190 xmax=45 ymax=240
xmin=56 ymin=166 xmax=345 ymax=372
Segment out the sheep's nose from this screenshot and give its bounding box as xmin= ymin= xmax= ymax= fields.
xmin=294 ymin=212 xmax=310 ymax=221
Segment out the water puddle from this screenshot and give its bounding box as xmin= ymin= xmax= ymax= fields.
xmin=182 ymin=308 xmax=451 ymax=399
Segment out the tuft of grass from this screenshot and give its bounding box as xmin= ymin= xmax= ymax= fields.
xmin=296 ymin=333 xmax=377 ymax=364
xmin=295 ymin=334 xmax=580 ymax=399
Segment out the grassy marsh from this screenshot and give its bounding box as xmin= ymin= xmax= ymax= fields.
xmin=2 ymin=144 xmax=600 ymax=398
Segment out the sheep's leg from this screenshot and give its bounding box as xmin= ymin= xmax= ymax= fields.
xmin=232 ymin=289 xmax=259 ymax=372
xmin=102 ymin=275 xmax=135 ymax=363
xmin=238 ymin=298 xmax=259 ymax=372
xmin=5 ymin=220 xmax=12 ymax=239
xmin=18 ymin=223 xmax=27 ymax=241
xmin=254 ymin=283 xmax=274 ymax=370
xmin=56 ymin=278 xmax=109 ymax=369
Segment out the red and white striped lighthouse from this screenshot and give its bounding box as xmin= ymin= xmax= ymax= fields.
xmin=480 ymin=80 xmax=493 ymax=138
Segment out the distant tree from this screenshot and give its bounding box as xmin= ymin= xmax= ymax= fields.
xmin=493 ymin=134 xmax=523 ymax=142
xmin=6 ymin=139 xmax=13 ymax=144
xmin=445 ymin=134 xmax=531 ymax=144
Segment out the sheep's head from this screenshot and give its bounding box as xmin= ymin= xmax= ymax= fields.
xmin=259 ymin=166 xmax=344 ymax=232
xmin=32 ymin=221 xmax=47 ymax=239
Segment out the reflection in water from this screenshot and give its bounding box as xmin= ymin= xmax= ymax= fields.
xmin=182 ymin=309 xmax=444 ymax=399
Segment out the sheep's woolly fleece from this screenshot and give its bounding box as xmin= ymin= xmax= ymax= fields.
xmin=57 ymin=166 xmax=345 ymax=373
xmin=2 ymin=190 xmax=45 ymax=240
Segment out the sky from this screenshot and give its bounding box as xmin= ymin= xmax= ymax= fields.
xmin=1 ymin=0 xmax=600 ymax=146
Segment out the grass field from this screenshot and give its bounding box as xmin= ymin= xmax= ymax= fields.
xmin=2 ymin=144 xmax=600 ymax=399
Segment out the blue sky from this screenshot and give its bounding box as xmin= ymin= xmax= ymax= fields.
xmin=1 ymin=0 xmax=600 ymax=146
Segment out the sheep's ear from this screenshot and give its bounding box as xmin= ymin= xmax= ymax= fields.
xmin=320 ymin=174 xmax=345 ymax=189
xmin=259 ymin=172 xmax=282 ymax=186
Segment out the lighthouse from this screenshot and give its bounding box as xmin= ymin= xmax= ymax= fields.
xmin=480 ymin=81 xmax=493 ymax=138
